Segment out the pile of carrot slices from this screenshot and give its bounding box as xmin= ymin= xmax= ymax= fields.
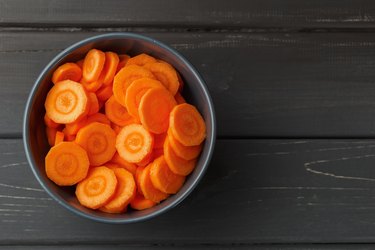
xmin=43 ymin=49 xmax=206 ymax=213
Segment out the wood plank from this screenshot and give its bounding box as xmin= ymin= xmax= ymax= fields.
xmin=1 ymin=0 xmax=375 ymax=28
xmin=4 ymin=139 xmax=375 ymax=244
xmin=3 ymin=32 xmax=375 ymax=137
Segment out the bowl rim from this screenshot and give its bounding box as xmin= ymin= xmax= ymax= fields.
xmin=23 ymin=32 xmax=216 ymax=223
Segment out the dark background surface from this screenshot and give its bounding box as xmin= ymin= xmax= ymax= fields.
xmin=2 ymin=0 xmax=375 ymax=249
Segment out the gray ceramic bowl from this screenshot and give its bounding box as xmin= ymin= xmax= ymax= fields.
xmin=23 ymin=33 xmax=216 ymax=223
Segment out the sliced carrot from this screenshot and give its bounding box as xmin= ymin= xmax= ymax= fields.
xmin=105 ymin=95 xmax=137 ymax=126
xmin=164 ymin=138 xmax=196 ymax=176
xmin=116 ymin=54 xmax=130 ymax=73
xmin=52 ymin=63 xmax=82 ymax=84
xmin=130 ymin=193 xmax=156 ymax=210
xmin=87 ymin=92 xmax=99 ymax=115
xmin=99 ymin=52 xmax=119 ymax=86
xmin=44 ymin=114 xmax=60 ymax=128
xmin=101 ymin=168 xmax=136 ymax=213
xmin=169 ymin=103 xmax=206 ymax=146
xmin=153 ymin=133 xmax=167 ymax=149
xmin=46 ymin=127 xmax=57 ymax=146
xmin=174 ymin=92 xmax=186 ymax=104
xmin=100 ymin=205 xmax=127 ymax=213
xmin=45 ymin=141 xmax=89 ymax=186
xmin=110 ymin=152 xmax=137 ymax=175
xmin=80 ymin=78 xmax=103 ymax=92
xmin=82 ymin=49 xmax=106 ymax=83
xmin=86 ymin=112 xmax=111 ymax=126
xmin=76 ymin=166 xmax=117 ymax=209
xmin=168 ymin=131 xmax=202 ymax=160
xmin=150 ymin=156 xmax=185 ymax=194
xmin=76 ymin=59 xmax=84 ymax=69
xmin=96 ymin=84 xmax=113 ymax=102
xmin=54 ymin=131 xmax=64 ymax=145
xmin=64 ymin=116 xmax=88 ymax=136
xmin=138 ymin=163 xmax=169 ymax=203
xmin=111 ymin=123 xmax=123 ymax=134
xmin=153 ymin=148 xmax=164 ymax=159
xmin=135 ymin=166 xmax=144 ymax=195
xmin=125 ymin=77 xmax=165 ymax=119
xmin=113 ymin=65 xmax=155 ymax=107
xmin=104 ymin=162 xmax=121 ymax=170
xmin=126 ymin=53 xmax=157 ymax=66
xmin=143 ymin=62 xmax=179 ymax=95
xmin=139 ymin=87 xmax=177 ymax=134
xmin=45 ymin=80 xmax=88 ymax=124
xmin=176 ymin=71 xmax=184 ymax=92
xmin=116 ymin=124 xmax=154 ymax=163
xmin=64 ymin=132 xmax=76 ymax=142
xmin=136 ymin=152 xmax=153 ymax=167
xmin=76 ymin=122 xmax=117 ymax=166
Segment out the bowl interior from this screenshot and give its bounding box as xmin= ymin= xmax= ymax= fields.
xmin=24 ymin=33 xmax=215 ymax=223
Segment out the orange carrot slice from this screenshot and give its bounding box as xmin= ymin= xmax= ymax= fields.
xmin=135 ymin=166 xmax=144 ymax=195
xmin=125 ymin=77 xmax=165 ymax=119
xmin=96 ymin=84 xmax=113 ymax=102
xmin=86 ymin=113 xmax=111 ymax=126
xmin=130 ymin=193 xmax=156 ymax=210
xmin=116 ymin=124 xmax=154 ymax=163
xmin=164 ymin=138 xmax=196 ymax=176
xmin=76 ymin=166 xmax=117 ymax=209
xmin=110 ymin=152 xmax=137 ymax=175
xmin=44 ymin=114 xmax=60 ymax=128
xmin=80 ymin=78 xmax=103 ymax=92
xmin=138 ymin=163 xmax=169 ymax=203
xmin=46 ymin=127 xmax=57 ymax=146
xmin=136 ymin=152 xmax=153 ymax=167
xmin=64 ymin=132 xmax=76 ymax=142
xmin=45 ymin=80 xmax=88 ymax=124
xmin=126 ymin=53 xmax=157 ymax=66
xmin=105 ymin=95 xmax=137 ymax=126
xmin=143 ymin=62 xmax=179 ymax=95
xmin=76 ymin=122 xmax=117 ymax=166
xmin=76 ymin=59 xmax=84 ymax=69
xmin=174 ymin=92 xmax=186 ymax=104
xmin=87 ymin=92 xmax=99 ymax=115
xmin=139 ymin=88 xmax=176 ymax=134
xmin=52 ymin=63 xmax=82 ymax=84
xmin=113 ymin=65 xmax=155 ymax=107
xmin=45 ymin=141 xmax=89 ymax=186
xmin=176 ymin=71 xmax=184 ymax=92
xmin=54 ymin=131 xmax=64 ymax=145
xmin=101 ymin=168 xmax=136 ymax=213
xmin=82 ymin=49 xmax=106 ymax=83
xmin=153 ymin=133 xmax=167 ymax=149
xmin=64 ymin=117 xmax=88 ymax=136
xmin=168 ymin=131 xmax=202 ymax=160
xmin=150 ymin=156 xmax=185 ymax=194
xmin=116 ymin=54 xmax=130 ymax=73
xmin=111 ymin=123 xmax=123 ymax=134
xmin=99 ymin=52 xmax=119 ymax=86
xmin=169 ymin=103 xmax=206 ymax=146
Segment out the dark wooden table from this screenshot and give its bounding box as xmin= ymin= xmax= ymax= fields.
xmin=4 ymin=0 xmax=375 ymax=249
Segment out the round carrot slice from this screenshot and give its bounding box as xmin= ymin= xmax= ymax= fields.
xmin=99 ymin=52 xmax=119 ymax=86
xmin=44 ymin=114 xmax=60 ymax=128
xmin=125 ymin=77 xmax=165 ymax=119
xmin=130 ymin=193 xmax=156 ymax=210
xmin=45 ymin=80 xmax=88 ymax=124
xmin=168 ymin=131 xmax=202 ymax=160
xmin=139 ymin=88 xmax=177 ymax=134
xmin=86 ymin=113 xmax=111 ymax=126
xmin=87 ymin=92 xmax=99 ymax=115
xmin=116 ymin=54 xmax=130 ymax=73
xmin=105 ymin=95 xmax=137 ymax=126
xmin=136 ymin=152 xmax=153 ymax=167
xmin=164 ymin=138 xmax=196 ymax=176
xmin=46 ymin=127 xmax=58 ymax=146
xmin=54 ymin=131 xmax=64 ymax=145
xmin=174 ymin=92 xmax=186 ymax=104
xmin=52 ymin=63 xmax=82 ymax=84
xmin=150 ymin=156 xmax=185 ymax=194
xmin=76 ymin=122 xmax=117 ymax=166
xmin=80 ymin=78 xmax=103 ymax=92
xmin=169 ymin=103 xmax=206 ymax=146
xmin=64 ymin=117 xmax=88 ymax=136
xmin=126 ymin=53 xmax=157 ymax=66
xmin=101 ymin=168 xmax=136 ymax=213
xmin=96 ymin=84 xmax=113 ymax=102
xmin=143 ymin=62 xmax=179 ymax=95
xmin=45 ymin=141 xmax=89 ymax=186
xmin=76 ymin=166 xmax=117 ymax=209
xmin=116 ymin=124 xmax=154 ymax=163
xmin=138 ymin=163 xmax=169 ymax=203
xmin=82 ymin=49 xmax=106 ymax=83
xmin=113 ymin=65 xmax=155 ymax=107
xmin=110 ymin=152 xmax=137 ymax=175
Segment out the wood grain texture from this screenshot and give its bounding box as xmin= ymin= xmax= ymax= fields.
xmin=3 ymin=139 xmax=375 ymax=244
xmin=3 ymin=32 xmax=375 ymax=137
xmin=1 ymin=0 xmax=375 ymax=28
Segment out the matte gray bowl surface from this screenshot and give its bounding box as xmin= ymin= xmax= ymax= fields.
xmin=23 ymin=33 xmax=216 ymax=223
